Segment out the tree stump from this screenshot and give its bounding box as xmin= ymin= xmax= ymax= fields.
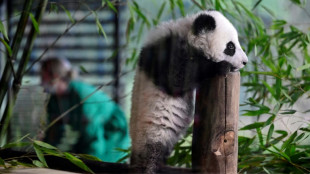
xmin=192 ymin=72 xmax=240 ymax=174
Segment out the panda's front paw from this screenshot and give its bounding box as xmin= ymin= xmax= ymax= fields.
xmin=217 ymin=61 xmax=233 ymax=76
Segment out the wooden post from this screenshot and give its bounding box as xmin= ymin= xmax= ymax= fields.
xmin=192 ymin=72 xmax=240 ymax=174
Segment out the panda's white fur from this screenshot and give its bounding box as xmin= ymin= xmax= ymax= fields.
xmin=130 ymin=68 xmax=195 ymax=174
xmin=144 ymin=10 xmax=248 ymax=70
xmin=130 ymin=10 xmax=248 ymax=173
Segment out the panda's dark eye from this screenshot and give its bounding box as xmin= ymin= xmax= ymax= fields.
xmin=227 ymin=42 xmax=235 ymax=50
xmin=224 ymin=41 xmax=235 ymax=56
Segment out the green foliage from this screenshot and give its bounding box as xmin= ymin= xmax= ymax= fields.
xmin=0 ymin=138 xmax=95 ymax=173
xmin=0 ymin=20 xmax=12 ymax=55
xmin=0 ymin=38 xmax=12 ymax=56
xmin=0 ymin=20 xmax=9 ymax=41
xmin=29 ymin=13 xmax=40 ymax=33
xmin=103 ymin=0 xmax=118 ymax=13
xmin=63 ymin=152 xmax=94 ymax=174
xmin=59 ymin=5 xmax=75 ymax=23
xmin=93 ymin=11 xmax=108 ymax=40
xmin=0 ymin=0 xmax=309 ymax=172
xmin=167 ymin=127 xmax=192 ymax=168
xmin=239 ymin=127 xmax=310 ymax=173
xmin=124 ymin=0 xmax=310 ymax=172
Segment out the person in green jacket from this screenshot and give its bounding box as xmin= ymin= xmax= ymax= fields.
xmin=40 ymin=57 xmax=130 ymax=162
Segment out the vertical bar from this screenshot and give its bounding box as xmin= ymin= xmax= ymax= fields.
xmin=192 ymin=72 xmax=240 ymax=174
xmin=113 ymin=4 xmax=120 ymax=103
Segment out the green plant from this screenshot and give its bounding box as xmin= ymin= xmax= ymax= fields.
xmin=124 ymin=0 xmax=310 ymax=172
xmin=1 ymin=0 xmax=309 ymax=173
xmin=0 ymin=0 xmax=119 ymax=172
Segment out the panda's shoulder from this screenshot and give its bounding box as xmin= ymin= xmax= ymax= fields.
xmin=143 ymin=16 xmax=194 ymax=47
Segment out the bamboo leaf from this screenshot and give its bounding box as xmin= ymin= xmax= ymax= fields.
xmin=42 ymin=148 xmax=63 ymax=157
xmin=2 ymin=142 xmax=30 ymax=149
xmin=33 ymin=160 xmax=45 ymax=168
xmin=126 ymin=17 xmax=134 ymax=42
xmin=176 ymin=0 xmax=185 ymax=17
xmin=64 ymin=152 xmax=94 ymax=174
xmin=153 ymin=2 xmax=166 ymax=25
xmin=95 ymin=17 xmax=107 ymax=39
xmin=243 ymin=109 xmax=269 ymax=116
xmin=215 ymin=0 xmax=222 ymax=10
xmin=264 ymin=114 xmax=275 ymax=127
xmin=282 ymin=89 xmax=292 ymax=101
xmin=0 ymin=37 xmax=12 ymax=56
xmin=200 ymin=0 xmax=206 ymax=8
xmin=240 ymin=122 xmax=265 ymax=130
xmin=294 ymin=133 xmax=305 ymax=142
xmin=244 ymin=71 xmax=280 ymax=78
xmin=300 ymin=127 xmax=310 ymax=132
xmin=114 ymin=147 xmax=130 ymax=153
xmin=252 ymin=0 xmax=262 ymax=10
xmin=261 ymin=5 xmax=275 ymax=17
xmin=116 ymin=154 xmax=130 ymax=163
xmin=0 ymin=20 xmax=9 ymax=40
xmin=34 ymin=140 xmax=58 ymax=150
xmin=281 ymin=131 xmax=297 ymax=151
xmin=235 ymin=1 xmax=260 ymax=22
xmin=270 ymin=20 xmax=287 ymax=30
xmin=60 ymin=5 xmax=75 ymax=23
xmin=275 ymin=78 xmax=282 ymax=99
xmin=128 ymin=4 xmax=136 ymax=23
xmin=79 ymin=65 xmax=89 ymax=74
xmin=263 ymin=167 xmax=272 ymax=174
xmin=280 ymin=109 xmax=296 ymax=114
xmin=2 ymin=134 xmax=30 ymax=149
xmin=77 ymin=154 xmax=102 ymax=161
xmin=169 ymin=0 xmax=175 ymax=10
xmin=262 ymin=80 xmax=277 ymax=99
xmin=266 ymin=124 xmax=274 ymax=145
xmin=257 ymin=127 xmax=264 ymax=147
xmin=267 ymin=146 xmax=291 ymax=162
xmin=29 ymin=13 xmax=39 ymax=33
xmin=49 ymin=2 xmax=59 ymax=13
xmin=299 ymin=157 xmax=310 ymax=160
xmin=33 ymin=144 xmax=48 ymax=167
xmin=105 ymin=0 xmax=117 ymax=13
xmin=137 ymin=22 xmax=145 ymax=43
xmin=243 ymin=103 xmax=270 ymax=116
xmin=0 ymin=157 xmax=6 ymax=168
xmin=296 ymin=63 xmax=310 ymax=71
xmin=275 ymin=130 xmax=288 ymax=136
xmin=132 ymin=2 xmax=150 ymax=28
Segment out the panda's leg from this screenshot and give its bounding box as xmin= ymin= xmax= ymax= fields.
xmin=130 ymin=142 xmax=167 ymax=174
xmin=144 ymin=142 xmax=168 ymax=174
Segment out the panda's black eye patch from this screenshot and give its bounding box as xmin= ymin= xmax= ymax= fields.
xmin=224 ymin=41 xmax=235 ymax=56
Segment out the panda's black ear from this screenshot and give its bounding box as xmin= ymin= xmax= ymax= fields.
xmin=192 ymin=14 xmax=216 ymax=35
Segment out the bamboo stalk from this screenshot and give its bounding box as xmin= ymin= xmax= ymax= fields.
xmin=0 ymin=0 xmax=48 ymax=140
xmin=0 ymin=0 xmax=33 ymax=117
xmin=13 ymin=0 xmax=48 ymax=98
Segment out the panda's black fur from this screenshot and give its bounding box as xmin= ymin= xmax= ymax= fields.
xmin=139 ymin=33 xmax=233 ymax=96
xmin=130 ymin=10 xmax=248 ymax=174
xmin=193 ymin=14 xmax=216 ymax=35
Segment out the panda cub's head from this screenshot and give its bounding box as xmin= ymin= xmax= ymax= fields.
xmin=188 ymin=10 xmax=248 ymax=71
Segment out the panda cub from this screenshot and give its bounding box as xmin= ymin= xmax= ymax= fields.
xmin=130 ymin=10 xmax=248 ymax=173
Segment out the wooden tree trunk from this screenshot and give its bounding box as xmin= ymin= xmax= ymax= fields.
xmin=192 ymin=72 xmax=240 ymax=174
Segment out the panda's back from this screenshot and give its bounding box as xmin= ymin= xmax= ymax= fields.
xmin=130 ymin=68 xmax=195 ymax=153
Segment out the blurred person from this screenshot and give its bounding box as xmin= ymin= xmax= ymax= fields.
xmin=40 ymin=57 xmax=130 ymax=162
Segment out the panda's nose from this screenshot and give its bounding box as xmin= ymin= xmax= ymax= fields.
xmin=242 ymin=61 xmax=247 ymax=66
